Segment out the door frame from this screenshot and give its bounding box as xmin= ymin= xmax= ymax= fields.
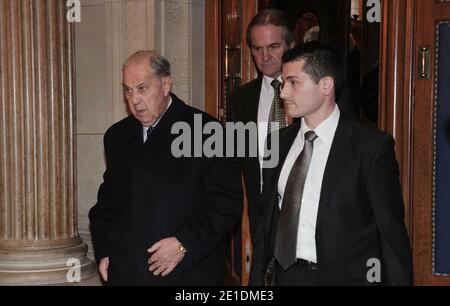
xmin=206 ymin=0 xmax=450 ymax=286
xmin=204 ymin=0 xmax=258 ymax=285
xmin=380 ymin=0 xmax=450 ymax=285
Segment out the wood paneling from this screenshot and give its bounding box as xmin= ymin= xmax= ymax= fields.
xmin=410 ymin=0 xmax=450 ymax=286
xmin=379 ymin=0 xmax=415 ymax=239
xmin=380 ymin=0 xmax=450 ymax=285
xmin=241 ymin=0 xmax=258 ymax=84
xmin=205 ymin=0 xmax=221 ymax=118
xmin=205 ymin=0 xmax=258 ymax=285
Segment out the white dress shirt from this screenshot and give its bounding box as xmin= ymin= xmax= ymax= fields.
xmin=258 ymin=75 xmax=284 ymax=190
xmin=277 ymin=105 xmax=340 ymax=263
xmin=143 ymin=97 xmax=173 ymax=142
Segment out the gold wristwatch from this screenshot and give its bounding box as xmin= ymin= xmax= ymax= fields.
xmin=178 ymin=241 xmax=187 ymax=254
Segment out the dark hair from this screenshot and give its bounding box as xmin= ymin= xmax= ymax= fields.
xmin=246 ymin=9 xmax=294 ymax=48
xmin=282 ymin=41 xmax=344 ymax=97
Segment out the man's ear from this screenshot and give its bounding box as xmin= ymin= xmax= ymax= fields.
xmin=319 ymin=76 xmax=335 ymax=97
xmin=162 ymin=76 xmax=172 ymax=96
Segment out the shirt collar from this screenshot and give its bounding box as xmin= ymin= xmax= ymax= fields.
xmin=301 ymin=104 xmax=340 ymax=145
xmin=262 ymin=74 xmax=283 ymax=92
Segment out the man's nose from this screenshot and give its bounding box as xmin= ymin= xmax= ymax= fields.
xmin=131 ymin=92 xmax=140 ymax=105
xmin=263 ymin=49 xmax=271 ymax=62
xmin=280 ymin=86 xmax=288 ymax=99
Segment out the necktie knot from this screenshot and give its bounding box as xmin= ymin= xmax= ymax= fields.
xmin=147 ymin=126 xmax=155 ymax=138
xmin=271 ymin=79 xmax=281 ymax=91
xmin=268 ymin=79 xmax=286 ymax=134
xmin=145 ymin=126 xmax=155 ymax=143
xmin=305 ymin=131 xmax=318 ymax=143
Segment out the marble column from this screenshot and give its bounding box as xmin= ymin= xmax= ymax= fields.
xmin=0 ymin=0 xmax=96 ymax=285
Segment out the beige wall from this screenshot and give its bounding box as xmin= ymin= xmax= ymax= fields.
xmin=75 ymin=0 xmax=205 ymax=260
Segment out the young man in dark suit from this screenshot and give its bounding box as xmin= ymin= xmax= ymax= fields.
xmin=89 ymin=50 xmax=242 ymax=285
xmin=250 ymin=42 xmax=413 ymax=286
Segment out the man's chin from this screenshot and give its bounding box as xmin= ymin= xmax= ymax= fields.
xmin=260 ymin=68 xmax=280 ymax=78
xmin=133 ymin=115 xmax=152 ymax=127
xmin=264 ymin=73 xmax=279 ymax=78
xmin=286 ymin=109 xmax=303 ymax=119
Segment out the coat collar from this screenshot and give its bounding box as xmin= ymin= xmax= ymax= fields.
xmin=127 ymin=93 xmax=186 ymax=156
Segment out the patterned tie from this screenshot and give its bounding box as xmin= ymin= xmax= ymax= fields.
xmin=144 ymin=126 xmax=155 ymax=144
xmin=268 ymin=79 xmax=287 ymax=134
xmin=274 ymin=131 xmax=318 ymax=270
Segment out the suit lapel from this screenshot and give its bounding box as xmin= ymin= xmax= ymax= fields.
xmin=263 ymin=122 xmax=301 ymax=230
xmin=245 ymin=77 xmax=262 ymax=124
xmin=243 ymin=77 xmax=263 ymax=186
xmin=127 ymin=117 xmax=145 ymax=160
xmin=316 ymin=116 xmax=353 ymax=229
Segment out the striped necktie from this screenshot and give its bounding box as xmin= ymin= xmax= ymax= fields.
xmin=274 ymin=130 xmax=318 ymax=270
xmin=144 ymin=126 xmax=155 ymax=144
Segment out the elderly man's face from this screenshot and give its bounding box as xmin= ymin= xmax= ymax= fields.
xmin=250 ymin=24 xmax=292 ymax=78
xmin=123 ymin=62 xmax=171 ymax=127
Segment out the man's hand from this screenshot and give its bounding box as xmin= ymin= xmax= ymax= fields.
xmin=148 ymin=237 xmax=185 ymax=277
xmin=99 ymin=257 xmax=109 ymax=282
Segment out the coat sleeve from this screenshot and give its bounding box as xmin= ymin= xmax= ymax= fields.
xmin=226 ymin=91 xmax=237 ymax=123
xmin=248 ymin=209 xmax=265 ymax=286
xmin=366 ymin=134 xmax=413 ymax=285
xmin=175 ymin=153 xmax=243 ymax=265
xmin=88 ymin=130 xmax=114 ymax=263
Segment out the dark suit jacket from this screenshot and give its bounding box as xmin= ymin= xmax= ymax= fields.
xmin=227 ymin=77 xmax=356 ymax=242
xmin=89 ymin=94 xmax=243 ymax=286
xmin=227 ymin=77 xmax=263 ymax=241
xmin=250 ymin=115 xmax=413 ymax=286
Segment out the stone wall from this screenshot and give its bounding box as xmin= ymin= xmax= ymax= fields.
xmin=75 ymin=0 xmax=205 ymax=261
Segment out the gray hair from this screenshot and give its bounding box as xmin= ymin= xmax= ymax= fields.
xmin=122 ymin=50 xmax=171 ymax=78
xmin=246 ymin=9 xmax=294 ymax=48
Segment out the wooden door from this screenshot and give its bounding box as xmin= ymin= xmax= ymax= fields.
xmin=411 ymin=0 xmax=450 ymax=285
xmin=205 ymin=0 xmax=258 ymax=285
xmin=381 ymin=0 xmax=450 ymax=285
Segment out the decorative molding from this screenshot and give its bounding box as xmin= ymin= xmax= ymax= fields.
xmin=104 ymin=0 xmax=157 ymax=124
xmin=160 ymin=0 xmax=192 ymax=104
xmin=379 ymin=0 xmax=415 ymax=234
xmin=190 ymin=0 xmax=205 ymax=110
xmin=106 ymin=0 xmax=127 ymax=124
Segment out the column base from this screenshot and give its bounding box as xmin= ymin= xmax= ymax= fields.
xmin=0 ymin=239 xmax=97 ymax=285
